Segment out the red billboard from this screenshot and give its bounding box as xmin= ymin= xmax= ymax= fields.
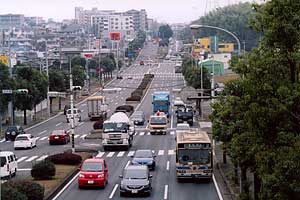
xmin=110 ymin=32 xmax=121 ymax=41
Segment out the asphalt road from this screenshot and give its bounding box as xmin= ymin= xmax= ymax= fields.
xmin=1 ymin=42 xmax=219 ymax=200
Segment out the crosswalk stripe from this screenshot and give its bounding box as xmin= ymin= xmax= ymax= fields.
xmin=106 ymin=152 xmax=115 ymax=158
xmin=40 ymin=136 xmax=48 ymax=141
xmin=158 ymin=150 xmax=164 ymax=156
xmin=139 ymin=132 xmax=145 ymax=136
xmin=168 ymin=150 xmax=175 ymax=155
xmin=36 ymin=155 xmax=48 ymax=162
xmin=80 ymin=134 xmax=87 ymax=139
xmin=25 ymin=156 xmax=39 ymax=162
xmin=17 ymin=156 xmax=28 ymax=163
xmin=96 ymin=152 xmax=105 ymax=158
xmin=127 ymin=151 xmax=135 ymax=157
xmin=147 ymin=132 xmax=151 ymax=135
xmin=170 ymin=131 xmax=175 ymax=135
xmin=74 ymin=135 xmax=80 ymax=139
xmin=117 ymin=151 xmax=125 ymax=157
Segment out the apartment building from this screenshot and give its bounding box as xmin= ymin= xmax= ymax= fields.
xmin=0 ymin=14 xmax=25 ymax=28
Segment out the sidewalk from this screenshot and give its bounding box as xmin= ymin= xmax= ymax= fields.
xmin=1 ymin=78 xmax=109 ymax=135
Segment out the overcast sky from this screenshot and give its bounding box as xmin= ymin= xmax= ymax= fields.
xmin=0 ymin=0 xmax=252 ymax=23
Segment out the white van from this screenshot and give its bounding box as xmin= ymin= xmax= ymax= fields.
xmin=0 ymin=151 xmax=18 ymax=178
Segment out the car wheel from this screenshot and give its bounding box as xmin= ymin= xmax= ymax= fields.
xmin=120 ymin=191 xmax=124 ymax=197
xmin=49 ymin=142 xmax=53 ymax=145
xmin=13 ymin=168 xmax=17 ymax=177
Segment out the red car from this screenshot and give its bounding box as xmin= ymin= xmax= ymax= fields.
xmin=49 ymin=130 xmax=70 ymax=145
xmin=140 ymin=60 xmax=144 ymax=65
xmin=78 ymin=158 xmax=108 ymax=188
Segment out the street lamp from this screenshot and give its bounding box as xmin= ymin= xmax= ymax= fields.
xmin=190 ymin=24 xmax=241 ymax=54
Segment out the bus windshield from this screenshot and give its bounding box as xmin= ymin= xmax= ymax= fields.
xmin=178 ymin=149 xmax=210 ymax=165
xmin=153 ymin=100 xmax=168 ymax=106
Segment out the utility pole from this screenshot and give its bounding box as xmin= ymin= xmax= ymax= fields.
xmin=98 ymin=32 xmax=102 ymax=87
xmin=69 ymin=57 xmax=75 ymax=153
xmin=46 ymin=40 xmax=50 ymax=117
xmin=7 ymin=30 xmax=14 ymax=125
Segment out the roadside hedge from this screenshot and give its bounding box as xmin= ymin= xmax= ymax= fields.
xmin=1 ymin=184 xmax=28 ymax=200
xmin=46 ymin=152 xmax=82 ymax=165
xmin=4 ymin=180 xmax=44 ymax=200
xmin=126 ymin=73 xmax=154 ymax=102
xmin=31 ymin=159 xmax=56 ymax=180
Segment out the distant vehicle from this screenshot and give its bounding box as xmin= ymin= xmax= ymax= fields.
xmin=140 ymin=60 xmax=145 ymax=65
xmin=173 ymin=99 xmax=185 ymax=110
xmin=87 ymin=96 xmax=108 ymax=120
xmin=102 ymin=88 xmax=122 ymax=93
xmin=176 ymin=130 xmax=212 ymax=181
xmin=117 ymin=75 xmax=123 ymax=79
xmin=78 ymin=158 xmax=108 ymax=189
xmin=81 ymin=88 xmax=89 ymax=96
xmin=119 ymin=165 xmax=152 ymax=196
xmin=66 ymin=108 xmax=81 ymax=123
xmin=14 ymin=134 xmax=37 ymax=149
xmin=152 ymin=91 xmax=171 ymax=117
xmin=64 ymin=105 xmax=76 ymax=115
xmin=115 ymin=105 xmax=134 ymax=117
xmin=5 ymin=126 xmax=25 ymax=141
xmin=127 ymin=76 xmax=133 ymax=79
xmin=102 ymin=112 xmax=135 ymax=150
xmin=0 ymin=151 xmax=17 ymax=179
xmin=176 ymin=105 xmax=194 ymax=126
xmin=148 ymin=111 xmax=168 ymax=135
xmin=49 ymin=130 xmax=70 ymax=145
xmin=130 ymin=111 xmax=145 ymax=125
xmin=131 ymin=150 xmax=156 ymax=170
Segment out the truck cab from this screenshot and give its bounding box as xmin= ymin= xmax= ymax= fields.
xmin=148 ymin=111 xmax=168 ymax=135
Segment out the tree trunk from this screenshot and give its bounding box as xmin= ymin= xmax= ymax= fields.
xmin=58 ymin=97 xmax=62 ymax=110
xmin=223 ymin=144 xmax=227 ymax=164
xmin=234 ymin=163 xmax=239 ymax=185
xmin=254 ymin=171 xmax=261 ymax=200
xmin=240 ymin=166 xmax=249 ymax=194
xmin=23 ymin=109 xmax=27 ymax=125
xmin=50 ymin=98 xmax=53 ymax=114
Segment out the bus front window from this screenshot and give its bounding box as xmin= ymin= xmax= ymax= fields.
xmin=178 ymin=149 xmax=210 ymax=165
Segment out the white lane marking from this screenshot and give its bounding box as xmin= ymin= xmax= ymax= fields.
xmin=80 ymin=134 xmax=87 ymax=139
xmin=109 ymin=184 xmax=119 ymax=199
xmin=0 ymin=138 xmax=5 ymax=143
xmin=17 ymin=156 xmax=28 ymax=163
xmin=170 ymin=131 xmax=175 ymax=135
xmin=52 ymin=172 xmax=80 ymax=200
xmin=158 ymin=150 xmax=164 ymax=156
xmin=139 ymin=132 xmax=145 ymax=136
xmin=39 ymin=136 xmax=48 ymax=141
xmin=168 ymin=150 xmax=175 ymax=155
xmin=18 ymin=168 xmax=32 ymax=171
xmin=106 ymin=152 xmax=115 ymax=157
xmin=38 ymin=130 xmax=47 ymax=135
xmin=127 ymin=151 xmax=135 ymax=157
xmin=96 ymin=151 xmax=105 ymax=158
xmin=117 ymin=151 xmax=125 ymax=157
xmin=125 ymin=160 xmax=130 ymax=168
xmin=6 ymin=140 xmax=11 ymax=143
xmin=166 ymin=161 xmax=170 ymax=171
xmin=36 ymin=155 xmax=48 ymax=161
xmin=213 ymin=174 xmax=224 ymax=200
xmin=147 ymin=132 xmax=150 ymax=135
xmin=74 ymin=134 xmax=80 ymax=139
xmin=25 ymin=156 xmax=39 ymax=162
xmin=79 ymin=122 xmax=84 ymax=126
xmin=164 ymin=185 xmax=168 ymax=199
xmin=55 ymin=122 xmax=63 ymax=127
xmin=35 ymin=137 xmax=40 ymax=140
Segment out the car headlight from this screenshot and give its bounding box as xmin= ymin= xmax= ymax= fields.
xmin=98 ymin=174 xmax=104 ymax=178
xmin=79 ymin=174 xmax=85 ymax=178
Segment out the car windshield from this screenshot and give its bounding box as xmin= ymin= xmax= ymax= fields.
xmin=0 ymin=157 xmax=6 ymax=167
xmin=177 ymin=125 xmax=190 ymax=130
xmin=178 ymin=149 xmax=211 ymax=165
xmin=103 ymin=123 xmax=128 ymax=133
xmin=6 ymin=127 xmax=17 ymax=132
xmin=81 ymin=162 xmax=103 ymax=172
xmin=51 ymin=130 xmax=65 ymax=135
xmin=150 ymin=117 xmax=166 ymax=125
xmin=153 ymin=100 xmax=168 ymax=106
xmin=135 ymin=151 xmax=152 ymax=158
xmin=16 ymin=136 xmax=29 ymax=141
xmin=131 ymin=114 xmax=143 ymax=120
xmin=124 ymin=169 xmax=147 ymax=179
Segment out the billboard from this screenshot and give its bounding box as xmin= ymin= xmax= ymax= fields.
xmin=0 ymin=55 xmax=8 ymax=66
xmin=110 ymin=32 xmax=121 ymax=41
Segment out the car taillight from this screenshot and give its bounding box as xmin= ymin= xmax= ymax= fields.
xmin=79 ymin=174 xmax=85 ymax=178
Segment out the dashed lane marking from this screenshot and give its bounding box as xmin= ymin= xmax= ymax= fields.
xmin=25 ymin=156 xmax=39 ymax=162
xmin=36 ymin=155 xmax=48 ymax=162
xmin=55 ymin=122 xmax=63 ymax=126
xmin=17 ymin=156 xmax=28 ymax=163
xmin=39 ymin=136 xmax=48 ymax=141
xmin=38 ymin=130 xmax=47 ymax=135
xmin=109 ymin=184 xmax=119 ymax=199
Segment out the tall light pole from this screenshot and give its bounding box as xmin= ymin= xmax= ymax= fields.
xmin=69 ymin=57 xmax=75 ymax=153
xmin=190 ymin=24 xmax=241 ymax=54
xmin=45 ymin=40 xmax=50 ymax=117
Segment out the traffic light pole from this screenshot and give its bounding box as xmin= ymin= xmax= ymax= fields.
xmin=69 ymin=58 xmax=75 ymax=153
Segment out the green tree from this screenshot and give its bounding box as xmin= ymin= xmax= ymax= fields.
xmin=49 ymin=69 xmax=66 ymax=112
xmin=72 ymin=65 xmax=85 ymax=87
xmin=158 ymin=24 xmax=173 ymax=39
xmin=72 ymin=56 xmax=86 ymax=67
xmin=0 ymin=63 xmax=14 ymax=116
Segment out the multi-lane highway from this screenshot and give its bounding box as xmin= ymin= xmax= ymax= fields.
xmin=1 ymin=42 xmax=220 ymax=199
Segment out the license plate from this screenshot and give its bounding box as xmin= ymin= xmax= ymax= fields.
xmin=54 ymin=136 xmax=59 ymax=139
xmin=88 ymin=180 xmax=94 ymax=184
xmin=132 ymin=189 xmax=138 ymax=194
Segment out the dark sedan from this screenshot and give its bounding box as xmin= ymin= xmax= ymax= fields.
xmin=119 ymin=165 xmax=152 ymax=196
xmin=130 ymin=111 xmax=145 ymax=125
xmin=131 ymin=150 xmax=156 ymax=170
xmin=5 ymin=126 xmax=25 ymax=141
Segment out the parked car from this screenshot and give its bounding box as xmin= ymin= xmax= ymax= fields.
xmin=131 ymin=111 xmax=145 ymax=125
xmin=49 ymin=130 xmax=70 ymax=145
xmin=78 ymin=158 xmax=108 ymax=189
xmin=14 ymin=134 xmax=37 ymax=149
xmin=5 ymin=126 xmax=25 ymax=141
xmin=140 ymin=60 xmax=145 ymax=65
xmin=119 ymin=165 xmax=152 ymax=196
xmin=117 ymin=75 xmax=123 ymax=79
xmin=131 ymin=150 xmax=156 ymax=170
xmin=0 ymin=151 xmax=17 ymax=179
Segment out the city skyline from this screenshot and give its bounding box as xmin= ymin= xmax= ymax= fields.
xmin=0 ymin=0 xmax=251 ymax=23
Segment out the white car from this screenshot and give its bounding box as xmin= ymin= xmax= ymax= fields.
xmin=14 ymin=134 xmax=37 ymax=149
xmin=176 ymin=123 xmax=191 ymax=135
xmin=0 ymin=151 xmax=18 ymax=178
